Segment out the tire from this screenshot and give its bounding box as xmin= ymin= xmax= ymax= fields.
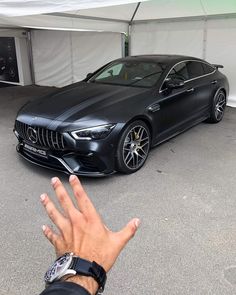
xmin=207 ymin=90 xmax=226 ymax=123
xmin=116 ymin=120 xmax=151 ymax=174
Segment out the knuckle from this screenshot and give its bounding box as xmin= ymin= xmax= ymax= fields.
xmin=53 ymin=181 xmax=60 ymax=189
xmin=47 ymin=207 xmax=55 ymax=219
xmin=130 ymin=225 xmax=136 ymax=236
xmin=57 ymin=192 xmax=65 ymax=202
xmin=74 ymin=188 xmax=83 ymax=198
xmin=45 ymin=229 xmax=52 ymax=239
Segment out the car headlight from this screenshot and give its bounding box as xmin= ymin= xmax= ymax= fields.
xmin=71 ymin=124 xmax=116 ymax=140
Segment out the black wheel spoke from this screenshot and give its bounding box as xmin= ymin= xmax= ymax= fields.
xmin=140 ymin=141 xmax=149 ymax=149
xmin=132 ymin=153 xmax=136 ymax=167
xmin=140 ymin=136 xmax=149 ymax=141
xmin=136 ymin=151 xmax=145 ymax=160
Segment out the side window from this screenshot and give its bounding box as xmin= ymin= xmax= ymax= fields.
xmin=95 ymin=63 xmax=123 ymax=80
xmin=167 ymin=62 xmax=189 ymax=81
xmin=186 ymin=61 xmax=205 ymax=79
xmin=202 ymin=63 xmax=215 ymax=75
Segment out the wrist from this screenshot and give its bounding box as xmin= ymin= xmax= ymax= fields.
xmin=64 ymin=275 xmax=99 ymax=295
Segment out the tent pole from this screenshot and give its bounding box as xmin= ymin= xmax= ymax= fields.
xmin=26 ymin=30 xmax=35 ymax=84
xmin=202 ymin=18 xmax=208 ymax=60
xmin=121 ymin=33 xmax=126 ymax=57
xmin=128 ymin=24 xmax=131 ymax=56
xmin=128 ymin=2 xmax=141 ymax=56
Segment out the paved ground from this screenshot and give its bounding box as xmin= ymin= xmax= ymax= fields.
xmin=0 ymin=85 xmax=236 ymax=295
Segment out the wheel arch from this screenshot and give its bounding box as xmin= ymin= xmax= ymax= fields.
xmin=221 ymin=88 xmax=226 ymax=96
xmin=220 ymin=88 xmax=228 ymax=104
xmin=121 ymin=115 xmax=153 ymax=142
xmin=215 ymin=87 xmax=226 ymax=99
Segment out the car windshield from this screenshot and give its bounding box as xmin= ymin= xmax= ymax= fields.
xmin=89 ymin=61 xmax=166 ymax=87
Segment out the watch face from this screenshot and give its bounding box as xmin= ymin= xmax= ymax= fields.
xmin=44 ymin=253 xmax=73 ymax=283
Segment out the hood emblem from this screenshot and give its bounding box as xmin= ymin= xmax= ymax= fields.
xmin=27 ymin=127 xmax=38 ymax=144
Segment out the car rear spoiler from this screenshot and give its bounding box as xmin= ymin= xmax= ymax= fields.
xmin=212 ymin=64 xmax=224 ymax=69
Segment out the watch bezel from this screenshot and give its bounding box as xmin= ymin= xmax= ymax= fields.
xmin=44 ymin=252 xmax=76 ymax=283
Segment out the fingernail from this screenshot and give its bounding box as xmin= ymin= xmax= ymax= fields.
xmin=42 ymin=225 xmax=46 ymax=231
xmin=69 ymin=175 xmax=76 ymax=182
xmin=40 ymin=194 xmax=46 ymax=202
xmin=51 ymin=177 xmax=58 ymax=186
xmin=134 ymin=219 xmax=141 ymax=228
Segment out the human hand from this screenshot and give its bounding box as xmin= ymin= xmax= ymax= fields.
xmin=40 ymin=175 xmax=140 ymax=294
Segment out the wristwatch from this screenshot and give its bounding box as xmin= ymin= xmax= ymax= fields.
xmin=44 ymin=253 xmax=107 ymax=293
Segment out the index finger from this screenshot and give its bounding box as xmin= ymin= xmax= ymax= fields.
xmin=51 ymin=177 xmax=76 ymax=215
xmin=69 ymin=175 xmax=100 ymax=220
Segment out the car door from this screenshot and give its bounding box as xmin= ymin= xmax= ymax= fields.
xmin=185 ymin=61 xmax=216 ymax=116
xmin=154 ymin=61 xmax=197 ymax=142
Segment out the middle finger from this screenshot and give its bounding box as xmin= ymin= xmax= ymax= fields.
xmin=51 ymin=177 xmax=76 ymax=215
xmin=40 ymin=193 xmax=68 ymax=232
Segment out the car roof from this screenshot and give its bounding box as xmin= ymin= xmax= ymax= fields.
xmin=117 ymin=54 xmax=203 ymax=66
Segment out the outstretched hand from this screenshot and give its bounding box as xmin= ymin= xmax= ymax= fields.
xmin=40 ymin=175 xmax=140 ymax=293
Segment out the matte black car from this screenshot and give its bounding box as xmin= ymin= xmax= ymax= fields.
xmin=14 ymin=55 xmax=229 ymax=176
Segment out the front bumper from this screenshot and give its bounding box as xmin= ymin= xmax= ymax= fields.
xmin=15 ymin=133 xmax=118 ymax=177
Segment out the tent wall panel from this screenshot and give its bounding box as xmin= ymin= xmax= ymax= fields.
xmin=206 ymin=18 xmax=236 ymax=107
xmin=71 ymin=32 xmax=122 ymax=82
xmin=131 ymin=19 xmax=236 ymax=105
xmin=32 ymin=30 xmax=72 ymax=87
xmin=0 ymin=29 xmax=26 ymax=38
xmin=31 ymin=30 xmax=122 ymax=87
xmin=131 ymin=21 xmax=204 ymax=58
xmin=15 ymin=37 xmax=32 ymax=85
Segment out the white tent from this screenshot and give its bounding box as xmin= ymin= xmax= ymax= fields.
xmin=0 ymin=0 xmax=236 ymax=106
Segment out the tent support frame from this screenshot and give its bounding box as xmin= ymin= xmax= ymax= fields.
xmin=133 ymin=12 xmax=236 ymax=24
xmin=26 ymin=30 xmax=35 ymax=84
xmin=48 ymin=12 xmax=129 ymax=24
xmin=202 ymin=18 xmax=207 ymax=60
xmin=128 ymin=2 xmax=141 ymax=55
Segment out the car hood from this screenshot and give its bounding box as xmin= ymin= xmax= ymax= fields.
xmin=17 ymin=82 xmax=150 ymax=129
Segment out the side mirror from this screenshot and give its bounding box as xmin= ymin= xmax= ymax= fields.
xmin=165 ymin=78 xmax=185 ymax=89
xmin=86 ymin=73 xmax=93 ymax=79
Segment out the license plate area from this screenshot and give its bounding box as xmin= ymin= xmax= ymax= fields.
xmin=23 ymin=143 xmax=48 ymax=158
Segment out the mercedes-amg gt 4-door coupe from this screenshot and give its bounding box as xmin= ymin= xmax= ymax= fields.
xmin=14 ymin=55 xmax=229 ymax=176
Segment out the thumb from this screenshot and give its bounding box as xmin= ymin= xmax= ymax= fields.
xmin=116 ymin=218 xmax=141 ymax=248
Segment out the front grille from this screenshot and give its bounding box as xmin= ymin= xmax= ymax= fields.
xmin=15 ymin=120 xmax=65 ymax=150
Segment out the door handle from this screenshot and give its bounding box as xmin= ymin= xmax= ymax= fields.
xmin=186 ymin=88 xmax=194 ymax=93
xmin=211 ymin=80 xmax=218 ymax=85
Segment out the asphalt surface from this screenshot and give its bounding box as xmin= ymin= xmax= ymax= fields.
xmin=0 ymin=85 xmax=236 ymax=295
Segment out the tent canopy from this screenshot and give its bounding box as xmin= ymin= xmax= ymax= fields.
xmin=1 ymin=0 xmax=236 ymax=106
xmin=0 ymin=1 xmax=236 ymax=33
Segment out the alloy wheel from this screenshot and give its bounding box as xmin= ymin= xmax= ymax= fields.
xmin=122 ymin=125 xmax=150 ymax=170
xmin=215 ymin=92 xmax=226 ymax=121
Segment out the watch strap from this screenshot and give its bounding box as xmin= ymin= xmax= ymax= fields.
xmin=70 ymin=257 xmax=107 ymax=291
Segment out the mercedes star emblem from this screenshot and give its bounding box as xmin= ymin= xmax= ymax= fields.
xmin=27 ymin=127 xmax=38 ymax=144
